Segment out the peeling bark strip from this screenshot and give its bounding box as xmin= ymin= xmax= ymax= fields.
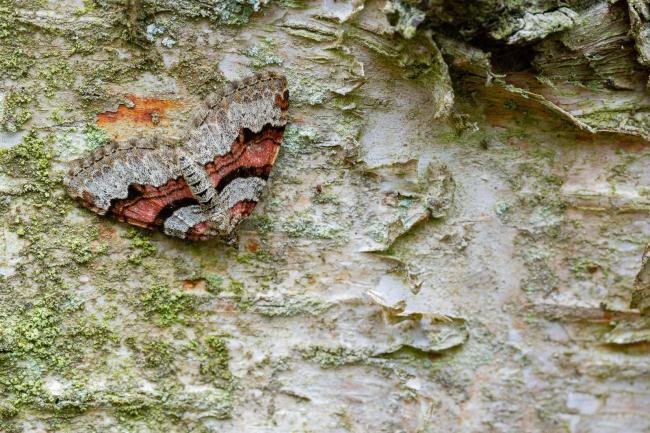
xmin=64 ymin=72 xmax=289 ymax=240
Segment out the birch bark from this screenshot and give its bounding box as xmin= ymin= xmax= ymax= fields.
xmin=0 ymin=0 xmax=648 ymax=432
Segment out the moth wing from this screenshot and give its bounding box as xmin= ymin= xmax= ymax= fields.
xmin=184 ymin=71 xmax=289 ymax=235
xmin=64 ymin=137 xmax=187 ymax=230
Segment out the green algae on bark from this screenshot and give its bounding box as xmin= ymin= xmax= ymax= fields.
xmin=126 ymin=228 xmax=157 ymax=265
xmin=0 ymin=89 xmax=33 ymax=132
xmin=0 ymin=126 xmax=237 ymax=427
xmin=140 ymin=282 xmax=196 ymax=327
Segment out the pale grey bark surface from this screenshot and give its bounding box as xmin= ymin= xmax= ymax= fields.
xmin=0 ymin=0 xmax=648 ymax=432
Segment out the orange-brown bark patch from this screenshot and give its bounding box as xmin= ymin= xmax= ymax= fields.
xmin=96 ymin=96 xmax=181 ymax=127
xmin=182 ymin=279 xmax=206 ymax=291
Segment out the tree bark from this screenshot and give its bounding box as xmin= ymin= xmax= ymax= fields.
xmin=0 ymin=0 xmax=648 ymax=432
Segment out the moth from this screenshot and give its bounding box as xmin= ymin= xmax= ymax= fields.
xmin=64 ymin=71 xmax=289 ymax=240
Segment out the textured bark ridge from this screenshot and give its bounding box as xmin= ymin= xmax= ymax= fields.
xmin=387 ymin=0 xmax=650 ymax=139
xmin=64 ymin=72 xmax=288 ymax=240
